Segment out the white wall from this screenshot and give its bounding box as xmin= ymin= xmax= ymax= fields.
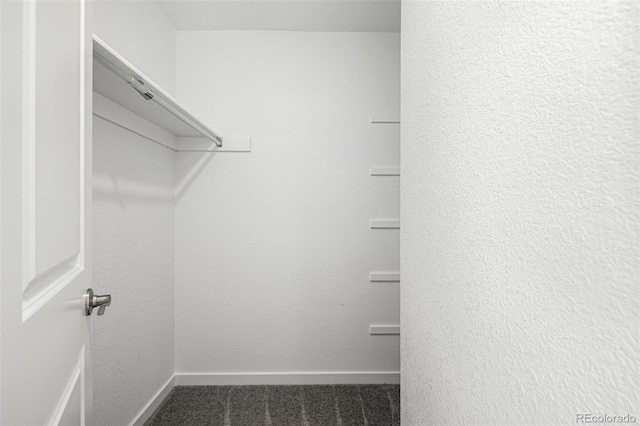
xmin=93 ymin=0 xmax=177 ymax=95
xmin=92 ymin=115 xmax=175 ymax=426
xmin=92 ymin=2 xmax=177 ymax=424
xmin=175 ymin=31 xmax=400 ymax=377
xmin=401 ymin=2 xmax=639 ymax=424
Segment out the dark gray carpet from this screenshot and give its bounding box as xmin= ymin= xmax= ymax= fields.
xmin=145 ymin=385 xmax=400 ymax=426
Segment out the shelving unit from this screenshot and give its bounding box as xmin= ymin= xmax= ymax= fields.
xmin=93 ymin=35 xmax=224 ymax=152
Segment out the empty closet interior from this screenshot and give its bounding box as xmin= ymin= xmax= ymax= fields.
xmin=91 ymin=2 xmax=400 ymax=424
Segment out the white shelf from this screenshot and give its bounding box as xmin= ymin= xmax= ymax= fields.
xmin=369 ymin=272 xmax=400 ymax=282
xmin=370 ymin=167 xmax=400 ymax=176
xmin=370 ymin=220 xmax=400 ymax=229
xmin=370 ymin=114 xmax=400 ymax=124
xmin=92 ymin=35 xmax=222 ymax=149
xmin=369 ymin=325 xmax=400 ymax=335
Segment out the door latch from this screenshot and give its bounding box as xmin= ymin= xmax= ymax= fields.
xmin=85 ymin=288 xmax=111 ymax=316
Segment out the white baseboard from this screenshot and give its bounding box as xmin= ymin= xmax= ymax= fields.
xmin=130 ymin=375 xmax=176 ymax=426
xmin=174 ymin=372 xmax=400 ymax=386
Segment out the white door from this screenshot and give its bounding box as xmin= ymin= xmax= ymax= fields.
xmin=1 ymin=1 xmax=96 ymax=425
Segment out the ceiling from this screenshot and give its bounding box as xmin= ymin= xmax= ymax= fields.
xmin=156 ymin=0 xmax=400 ymax=32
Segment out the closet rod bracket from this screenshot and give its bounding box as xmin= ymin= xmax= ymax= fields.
xmin=125 ymin=75 xmax=155 ymax=101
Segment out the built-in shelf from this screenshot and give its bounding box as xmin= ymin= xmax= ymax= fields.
xmin=93 ymin=35 xmax=224 ymax=151
xmin=369 ymin=325 xmax=400 ymax=335
xmin=370 ymin=114 xmax=400 ymax=124
xmin=369 ymin=272 xmax=400 ymax=282
xmin=370 ymin=168 xmax=400 ymax=176
xmin=370 ymin=220 xmax=400 ymax=229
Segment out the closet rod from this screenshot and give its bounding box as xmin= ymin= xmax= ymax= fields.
xmin=95 ymin=112 xmax=230 ymax=153
xmin=93 ymin=52 xmax=223 ymax=148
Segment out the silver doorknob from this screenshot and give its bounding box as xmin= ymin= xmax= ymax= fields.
xmin=85 ymin=288 xmax=111 ymax=316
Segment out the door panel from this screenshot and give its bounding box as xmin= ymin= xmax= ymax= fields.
xmin=22 ymin=0 xmax=85 ymax=321
xmin=1 ymin=1 xmax=93 ymax=425
xmin=32 ymin=0 xmax=82 ymax=290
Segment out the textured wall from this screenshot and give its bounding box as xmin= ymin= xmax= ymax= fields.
xmin=92 ymin=3 xmax=177 ymax=424
xmin=92 ymin=117 xmax=176 ymax=426
xmin=401 ymin=2 xmax=639 ymax=424
xmin=175 ymin=31 xmax=400 ymax=375
xmin=93 ymin=0 xmax=177 ymax=95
